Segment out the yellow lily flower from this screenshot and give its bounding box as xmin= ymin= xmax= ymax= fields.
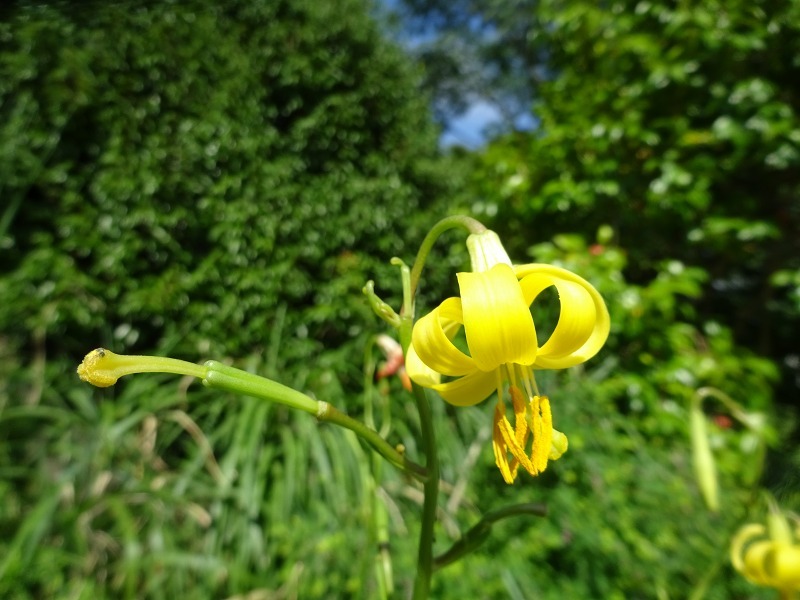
xmin=731 ymin=503 xmax=800 ymax=596
xmin=406 ymin=230 xmax=610 ymax=484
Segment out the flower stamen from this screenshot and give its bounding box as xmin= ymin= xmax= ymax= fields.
xmin=491 ymin=384 xmax=560 ymax=484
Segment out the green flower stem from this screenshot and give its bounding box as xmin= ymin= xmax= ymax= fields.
xmin=203 ymin=360 xmax=319 ymax=414
xmin=433 ymin=503 xmax=548 ymax=571
xmin=396 ymin=220 xmax=464 ymax=599
xmin=363 ymin=338 xmax=394 ymax=599
xmin=411 ymin=382 xmax=439 ymax=600
xmin=203 ymin=361 xmax=426 ymax=481
xmin=78 ymin=350 xmax=426 ymax=480
xmin=692 ymin=386 xmax=775 ymax=491
xmin=695 ymin=387 xmax=771 ymax=437
xmin=372 ymin=451 xmax=393 ymax=599
xmin=317 ymin=402 xmax=427 ymax=481
xmin=408 ymin=215 xmax=486 ymax=302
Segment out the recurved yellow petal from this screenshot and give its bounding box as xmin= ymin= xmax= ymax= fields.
xmin=731 ymin=524 xmax=766 ymax=574
xmin=405 ymin=342 xmax=442 ymax=388
xmin=458 ymin=264 xmax=538 ymax=372
xmin=410 ymin=298 xmax=475 ymax=377
xmin=516 ymin=264 xmax=610 ymax=369
xmin=426 ymin=369 xmax=498 ymax=407
xmin=743 ymin=540 xmax=774 ymax=585
xmin=771 ymin=544 xmax=800 ymax=587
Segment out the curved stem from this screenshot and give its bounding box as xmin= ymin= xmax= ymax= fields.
xmin=204 ymin=362 xmax=427 ymax=481
xmin=408 ymin=215 xmax=486 ymax=301
xmin=318 ymin=403 xmax=427 ymax=482
xmin=480 ymin=502 xmax=549 ymax=524
xmin=411 ymin=383 xmax=439 ymax=600
xmin=433 ymin=503 xmax=548 ymax=571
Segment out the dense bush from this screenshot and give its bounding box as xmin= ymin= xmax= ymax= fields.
xmin=0 ymin=0 xmax=461 ymax=372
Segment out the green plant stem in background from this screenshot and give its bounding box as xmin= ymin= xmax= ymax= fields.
xmin=411 ymin=382 xmax=440 ymax=600
xmin=363 ymin=280 xmax=402 ymax=329
xmin=371 ymin=455 xmax=393 ymax=600
xmin=362 ymin=341 xmax=394 ymax=599
xmin=317 ymin=403 xmax=426 ymax=481
xmin=689 ymin=386 xmax=775 ymax=509
xmin=433 ymin=503 xmax=548 ymax=570
xmin=391 ymin=257 xmax=413 ymax=322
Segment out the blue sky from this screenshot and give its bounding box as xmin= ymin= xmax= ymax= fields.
xmin=439 ymin=100 xmax=504 ymax=148
xmin=378 ymin=0 xmax=537 ymax=150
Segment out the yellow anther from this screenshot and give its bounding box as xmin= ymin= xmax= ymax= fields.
xmin=532 ymin=395 xmax=553 ymax=473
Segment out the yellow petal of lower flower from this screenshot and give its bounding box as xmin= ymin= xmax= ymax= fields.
xmin=770 ymin=544 xmax=800 ymax=587
xmin=516 ymin=263 xmax=610 ymax=369
xmin=410 ymin=297 xmax=476 ymax=377
xmin=743 ymin=540 xmax=775 ymax=585
xmin=428 ymin=369 xmax=498 ymax=407
xmin=458 ymin=263 xmax=538 ymax=371
xmin=406 ymin=342 xmax=442 ymax=388
xmin=731 ymin=524 xmax=766 ymax=574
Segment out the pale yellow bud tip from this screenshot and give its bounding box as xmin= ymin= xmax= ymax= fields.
xmin=550 ymin=429 xmax=569 ymax=460
xmin=77 ymin=348 xmax=119 ymax=387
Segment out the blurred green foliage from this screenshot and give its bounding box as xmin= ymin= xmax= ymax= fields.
xmin=466 ymin=0 xmax=800 ymax=399
xmin=0 ymin=0 xmax=461 ymax=369
xmin=1 ymin=0 xmax=797 ymax=598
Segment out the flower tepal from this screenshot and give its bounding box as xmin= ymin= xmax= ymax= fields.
xmin=406 ymin=230 xmax=610 ymax=483
xmin=731 ymin=502 xmax=800 ymax=594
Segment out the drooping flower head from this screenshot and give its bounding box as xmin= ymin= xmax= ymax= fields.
xmin=406 ymin=230 xmax=610 ymax=483
xmin=731 ymin=502 xmax=800 ymax=594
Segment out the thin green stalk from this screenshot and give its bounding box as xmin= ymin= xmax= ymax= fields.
xmin=363 ymin=337 xmax=394 ymax=598
xmin=78 ymin=350 xmax=426 ymax=481
xmin=203 ymin=361 xmax=318 ymax=414
xmin=206 ymin=362 xmax=425 ymax=480
xmin=371 ymin=452 xmax=392 ymax=599
xmin=433 ymin=503 xmax=548 ymax=571
xmin=411 ymin=382 xmax=439 ymax=600
xmin=408 ymin=215 xmax=486 ymax=301
xmin=397 ymin=219 xmax=490 ymax=598
xmin=317 ymin=403 xmax=426 ymax=482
